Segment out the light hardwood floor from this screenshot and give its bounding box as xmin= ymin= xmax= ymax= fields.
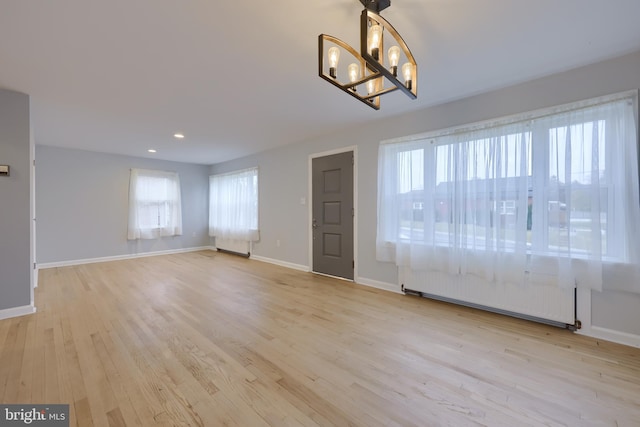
xmin=1 ymin=251 xmax=639 ymax=426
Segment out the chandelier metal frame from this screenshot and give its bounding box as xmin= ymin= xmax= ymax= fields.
xmin=318 ymin=0 xmax=417 ymax=110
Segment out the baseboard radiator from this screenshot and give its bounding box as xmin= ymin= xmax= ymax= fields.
xmin=215 ymin=238 xmax=250 ymax=258
xmin=400 ymin=267 xmax=578 ymax=329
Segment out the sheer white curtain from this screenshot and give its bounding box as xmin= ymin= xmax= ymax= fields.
xmin=530 ymin=98 xmax=640 ymax=292
xmin=378 ymin=123 xmax=532 ymax=285
xmin=128 ymin=168 xmax=182 ymax=240
xmin=209 ymin=168 xmax=259 ymax=242
xmin=377 ymin=93 xmax=640 ymax=293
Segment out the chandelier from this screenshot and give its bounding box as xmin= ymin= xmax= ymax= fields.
xmin=318 ymin=0 xmax=417 ymax=110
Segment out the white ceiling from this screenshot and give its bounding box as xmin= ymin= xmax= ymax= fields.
xmin=2 ymin=0 xmax=640 ymax=165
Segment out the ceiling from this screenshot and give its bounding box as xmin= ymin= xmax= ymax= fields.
xmin=2 ymin=0 xmax=640 ymax=165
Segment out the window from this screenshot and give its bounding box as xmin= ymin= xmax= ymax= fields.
xmin=209 ymin=168 xmax=259 ymax=242
xmin=127 ymin=168 xmax=182 ymax=239
xmin=377 ymin=93 xmax=640 ymax=293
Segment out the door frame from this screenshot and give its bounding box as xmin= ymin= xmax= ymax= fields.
xmin=308 ymin=146 xmax=358 ymax=281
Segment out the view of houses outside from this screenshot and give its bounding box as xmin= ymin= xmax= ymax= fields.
xmin=395 ymin=121 xmax=608 ymax=255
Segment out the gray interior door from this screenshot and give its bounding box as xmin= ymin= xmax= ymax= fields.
xmin=312 ymin=151 xmax=354 ymax=280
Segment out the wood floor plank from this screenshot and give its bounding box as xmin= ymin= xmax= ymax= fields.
xmin=0 ymin=317 xmax=29 ymax=402
xmin=1 ymin=250 xmax=639 ymax=426
xmin=12 ymin=315 xmax=36 ymax=403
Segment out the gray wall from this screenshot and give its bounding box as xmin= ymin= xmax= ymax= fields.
xmin=0 ymin=89 xmax=31 ymax=310
xmin=36 ymin=146 xmax=210 ymax=264
xmin=211 ymin=50 xmax=640 ymax=336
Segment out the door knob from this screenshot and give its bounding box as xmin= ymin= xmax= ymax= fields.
xmin=312 ymin=219 xmax=318 ymax=229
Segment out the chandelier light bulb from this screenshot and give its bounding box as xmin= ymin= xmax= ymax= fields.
xmin=388 ymin=46 xmax=401 ymax=76
xmin=328 ymin=47 xmax=340 ymax=78
xmin=402 ymin=62 xmax=413 ymax=90
xmin=366 ymin=79 xmax=376 ymax=95
xmin=348 ymin=63 xmax=359 ymax=91
xmin=368 ymin=23 xmax=382 ymax=60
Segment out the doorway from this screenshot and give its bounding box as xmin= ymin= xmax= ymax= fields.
xmin=311 ymin=149 xmax=355 ymax=280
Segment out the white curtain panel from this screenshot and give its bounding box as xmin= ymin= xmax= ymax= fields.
xmin=128 ymin=168 xmax=183 ymax=240
xmin=377 ymin=93 xmax=640 ymax=293
xmin=209 ymin=168 xmax=259 ymax=242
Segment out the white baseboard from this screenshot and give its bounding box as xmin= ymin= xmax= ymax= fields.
xmin=250 ymin=255 xmax=309 ymax=272
xmin=356 ymin=277 xmax=402 ymax=294
xmin=37 ymin=246 xmax=215 ymax=269
xmin=0 ymin=304 xmax=36 ymax=321
xmin=579 ymin=325 xmax=640 ymax=348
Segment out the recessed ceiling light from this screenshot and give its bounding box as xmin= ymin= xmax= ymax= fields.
xmin=173 ymin=133 xmax=185 ymax=139
xmin=148 ymin=149 xmax=157 ymax=153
